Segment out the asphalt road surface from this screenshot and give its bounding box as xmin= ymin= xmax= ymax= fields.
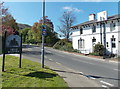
xmin=22 ymin=45 xmax=120 ymax=88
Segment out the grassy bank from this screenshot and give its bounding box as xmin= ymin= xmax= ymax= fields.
xmin=1 ymin=55 xmax=69 ymax=88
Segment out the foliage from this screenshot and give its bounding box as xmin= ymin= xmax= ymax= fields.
xmin=1 ymin=55 xmax=69 ymax=87
xmin=19 ymin=16 xmax=59 ymax=46
xmin=93 ymin=43 xmax=104 ymax=56
xmin=53 ymin=39 xmax=75 ymax=52
xmin=19 ymin=28 xmax=31 ymax=43
xmin=118 ymin=55 xmax=120 ymax=59
xmin=0 ymin=2 xmax=19 ymax=36
xmin=58 ymin=11 xmax=76 ymax=40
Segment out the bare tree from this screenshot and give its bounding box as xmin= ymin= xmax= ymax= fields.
xmin=58 ymin=11 xmax=76 ymax=40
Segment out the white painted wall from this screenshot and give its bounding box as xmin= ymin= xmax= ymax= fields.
xmin=72 ymin=21 xmax=119 ymax=55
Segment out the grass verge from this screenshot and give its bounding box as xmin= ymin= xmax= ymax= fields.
xmin=1 ymin=55 xmax=69 ymax=88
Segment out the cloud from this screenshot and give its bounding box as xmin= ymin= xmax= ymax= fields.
xmin=63 ymin=6 xmax=83 ymax=13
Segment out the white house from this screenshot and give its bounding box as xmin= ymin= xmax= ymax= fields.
xmin=71 ymin=11 xmax=120 ymax=56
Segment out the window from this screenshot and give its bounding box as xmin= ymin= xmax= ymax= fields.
xmin=78 ymin=38 xmax=84 ymax=49
xmin=111 ymin=35 xmax=116 ymax=48
xmin=110 ymin=22 xmax=116 ymax=31
xmin=80 ymin=28 xmax=83 ymax=34
xmin=92 ymin=25 xmax=96 ymax=33
xmin=106 ymin=42 xmax=109 ymax=47
xmin=92 ymin=37 xmax=96 ymax=42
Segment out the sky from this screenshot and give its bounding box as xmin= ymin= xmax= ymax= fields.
xmin=4 ymin=1 xmax=119 ymax=32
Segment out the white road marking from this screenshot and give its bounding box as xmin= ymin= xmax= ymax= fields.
xmin=102 ymin=85 xmax=108 ymax=88
xmin=89 ymin=77 xmax=96 ymax=80
xmin=100 ymin=81 xmax=114 ymax=87
xmin=114 ymin=69 xmax=120 ymax=71
xmin=56 ymin=62 xmax=61 ymax=65
xmin=49 ymin=59 xmax=53 ymax=61
xmin=109 ymin=61 xmax=118 ymax=64
xmin=79 ymin=72 xmax=83 ymax=74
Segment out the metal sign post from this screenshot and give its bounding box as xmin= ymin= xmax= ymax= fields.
xmin=41 ymin=0 xmax=45 ymax=68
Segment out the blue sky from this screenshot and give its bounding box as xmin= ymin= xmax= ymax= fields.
xmin=4 ymin=2 xmax=118 ymax=32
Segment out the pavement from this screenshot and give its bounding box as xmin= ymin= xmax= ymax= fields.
xmin=1 ymin=53 xmax=101 ymax=87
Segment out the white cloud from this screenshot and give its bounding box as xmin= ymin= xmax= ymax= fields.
xmin=63 ymin=6 xmax=83 ymax=13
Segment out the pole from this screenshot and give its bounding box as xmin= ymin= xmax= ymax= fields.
xmin=103 ymin=23 xmax=106 ymax=59
xmin=19 ymin=34 xmax=22 ymax=68
xmin=41 ymin=0 xmax=45 ymax=68
xmin=2 ymin=31 xmax=7 ymax=72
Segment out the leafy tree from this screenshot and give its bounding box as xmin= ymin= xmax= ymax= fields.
xmin=31 ymin=16 xmax=59 ymax=46
xmin=0 ymin=2 xmax=18 ymax=36
xmin=58 ymin=11 xmax=76 ymax=40
xmin=19 ymin=28 xmax=31 ymax=43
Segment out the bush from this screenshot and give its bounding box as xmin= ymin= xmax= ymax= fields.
xmin=53 ymin=39 xmax=74 ymax=52
xmin=93 ymin=43 xmax=104 ymax=56
xmin=118 ymin=56 xmax=120 ymax=59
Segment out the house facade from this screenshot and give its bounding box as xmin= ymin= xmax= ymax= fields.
xmin=71 ymin=11 xmax=120 ymax=56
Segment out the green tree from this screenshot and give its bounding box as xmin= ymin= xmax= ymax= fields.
xmin=31 ymin=16 xmax=59 ymax=46
xmin=20 ymin=28 xmax=31 ymax=43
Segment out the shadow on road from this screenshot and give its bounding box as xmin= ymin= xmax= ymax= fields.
xmin=22 ymin=44 xmax=40 ymax=49
xmin=22 ymin=51 xmax=53 ymax=55
xmin=51 ymin=69 xmax=120 ymax=81
xmin=24 ymin=71 xmax=57 ymax=79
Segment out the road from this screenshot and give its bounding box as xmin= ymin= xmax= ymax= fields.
xmin=22 ymin=45 xmax=120 ymax=88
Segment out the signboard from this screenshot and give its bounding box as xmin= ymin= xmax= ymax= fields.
xmin=42 ymin=25 xmax=46 ymax=36
xmin=2 ymin=32 xmax=22 ymax=72
xmin=5 ymin=34 xmax=22 ymax=54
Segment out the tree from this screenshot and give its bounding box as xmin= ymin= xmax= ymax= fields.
xmin=30 ymin=16 xmax=59 ymax=46
xmin=0 ymin=2 xmax=18 ymax=36
xmin=19 ymin=28 xmax=31 ymax=43
xmin=58 ymin=11 xmax=76 ymax=40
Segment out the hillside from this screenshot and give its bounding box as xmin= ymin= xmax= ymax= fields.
xmin=17 ymin=23 xmax=31 ymax=30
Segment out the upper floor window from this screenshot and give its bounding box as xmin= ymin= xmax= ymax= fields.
xmin=110 ymin=22 xmax=116 ymax=31
xmin=111 ymin=35 xmax=116 ymax=48
xmin=80 ymin=28 xmax=83 ymax=34
xmin=92 ymin=25 xmax=96 ymax=33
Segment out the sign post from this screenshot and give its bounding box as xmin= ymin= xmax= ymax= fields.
xmin=41 ymin=0 xmax=45 ymax=68
xmin=2 ymin=31 xmax=7 ymax=72
xmin=2 ymin=32 xmax=22 ymax=72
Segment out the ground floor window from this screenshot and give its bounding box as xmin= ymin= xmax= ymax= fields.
xmin=78 ymin=38 xmax=85 ymax=49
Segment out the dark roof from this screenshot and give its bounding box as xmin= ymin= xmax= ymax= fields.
xmin=71 ymin=14 xmax=120 ymax=28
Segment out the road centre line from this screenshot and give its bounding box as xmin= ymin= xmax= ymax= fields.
xmin=49 ymin=59 xmax=53 ymax=61
xmin=56 ymin=62 xmax=61 ymax=65
xmin=100 ymin=81 xmax=114 ymax=87
xmin=114 ymin=69 xmax=120 ymax=71
xmin=102 ymin=85 xmax=108 ymax=88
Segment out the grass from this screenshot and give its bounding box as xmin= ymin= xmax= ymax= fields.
xmin=1 ymin=55 xmax=69 ymax=88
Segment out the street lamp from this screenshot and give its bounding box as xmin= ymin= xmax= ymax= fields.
xmin=41 ymin=0 xmax=45 ymax=68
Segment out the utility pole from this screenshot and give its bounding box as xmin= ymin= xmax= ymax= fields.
xmin=41 ymin=0 xmax=45 ymax=68
xmin=103 ymin=22 xmax=106 ymax=59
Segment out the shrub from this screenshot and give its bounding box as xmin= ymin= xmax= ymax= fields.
xmin=118 ymin=55 xmax=120 ymax=59
xmin=53 ymin=39 xmax=74 ymax=52
xmin=93 ymin=43 xmax=104 ymax=56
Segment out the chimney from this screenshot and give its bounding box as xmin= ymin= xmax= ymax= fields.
xmin=89 ymin=14 xmax=95 ymax=21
